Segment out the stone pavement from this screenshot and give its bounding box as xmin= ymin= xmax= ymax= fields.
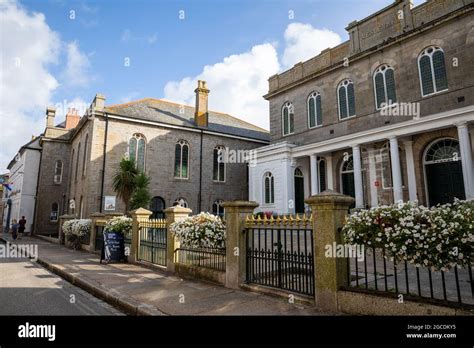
xmin=0 ymin=233 xmax=334 ymax=315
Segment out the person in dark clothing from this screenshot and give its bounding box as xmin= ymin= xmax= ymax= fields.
xmin=18 ymin=216 xmax=26 ymax=240
xmin=11 ymin=219 xmax=18 ymax=240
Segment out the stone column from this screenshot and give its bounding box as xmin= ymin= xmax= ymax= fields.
xmin=403 ymin=140 xmax=418 ymax=202
xmin=221 ymin=200 xmax=259 ymax=289
xmin=352 ymin=145 xmax=364 ymax=208
xmin=305 ymin=191 xmax=354 ymax=312
xmin=310 ymin=154 xmax=319 ymax=195
xmin=163 ymin=205 xmax=192 ymax=272
xmin=89 ymin=212 xmax=105 ymax=251
xmin=326 ymin=155 xmax=334 ymax=190
xmin=389 ymin=137 xmax=403 ymax=203
xmin=367 ymin=146 xmax=378 ymax=207
xmin=129 ymin=208 xmax=152 ymax=264
xmin=457 ymin=123 xmax=473 ymax=199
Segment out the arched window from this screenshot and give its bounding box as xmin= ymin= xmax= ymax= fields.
xmin=338 ymin=79 xmax=356 ymax=119
xmin=308 ymin=92 xmax=322 ymax=128
xmin=212 ymin=199 xmax=225 ymax=217
xmin=263 ymin=172 xmax=274 ymax=204
xmin=373 ymin=65 xmax=397 ymax=109
xmin=54 ymin=160 xmax=63 ymax=184
xmin=75 ymin=143 xmax=81 ymax=182
xmin=82 ymin=134 xmax=88 ymax=176
xmin=174 ymin=140 xmax=189 ymax=179
xmin=50 ymin=203 xmax=59 ymax=222
xmin=213 ymin=146 xmax=226 ymax=182
xmin=129 ymin=133 xmax=146 ymax=171
xmin=418 ymin=46 xmax=448 ymax=97
xmin=150 ymin=196 xmax=166 ymax=219
xmin=424 ymin=138 xmax=460 ymax=164
xmin=174 ymin=197 xmax=188 ymax=208
xmin=341 ymin=155 xmax=354 ymax=173
xmin=318 ymin=158 xmax=326 ymax=192
xmin=282 ymin=102 xmax=294 ymax=136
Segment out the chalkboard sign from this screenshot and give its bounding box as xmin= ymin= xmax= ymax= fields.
xmin=100 ymin=231 xmax=126 ymax=264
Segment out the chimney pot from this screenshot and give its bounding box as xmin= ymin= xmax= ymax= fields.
xmin=194 ymin=80 xmax=210 ymax=127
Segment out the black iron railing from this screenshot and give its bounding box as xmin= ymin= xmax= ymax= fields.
xmin=345 ymin=247 xmax=474 ymax=307
xmin=245 ymin=226 xmax=314 ymax=296
xmin=138 ymin=219 xmax=167 ymax=266
xmin=174 ymin=247 xmax=226 ymax=271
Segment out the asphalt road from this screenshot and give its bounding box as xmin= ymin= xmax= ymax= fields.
xmin=0 ymin=256 xmax=124 ymax=316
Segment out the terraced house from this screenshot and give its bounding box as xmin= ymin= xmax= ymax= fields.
xmin=249 ymin=0 xmax=474 ymax=214
xmin=34 ymin=81 xmax=268 ymax=235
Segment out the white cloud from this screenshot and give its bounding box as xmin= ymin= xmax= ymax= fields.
xmin=282 ymin=23 xmax=341 ymax=69
xmin=0 ymin=0 xmax=61 ymax=171
xmin=164 ymin=43 xmax=280 ymax=130
xmin=62 ymin=41 xmax=93 ymax=87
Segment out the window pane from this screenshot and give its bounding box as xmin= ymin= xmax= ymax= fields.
xmin=433 ymin=50 xmax=448 ymax=92
xmin=137 ymin=138 xmax=145 ymax=171
xmin=270 ymin=176 xmax=274 ymax=203
xmin=264 ymin=177 xmax=270 ymax=203
xmin=129 ymin=138 xmax=137 ymax=163
xmin=419 ymin=55 xmax=434 ymax=95
xmin=213 ymin=149 xmax=219 ymax=181
xmin=174 ymin=144 xmax=181 ymax=177
xmin=316 ymin=95 xmax=322 ymax=126
xmin=182 ymin=145 xmax=189 ymax=178
xmin=289 ymin=111 xmax=294 ymax=133
xmin=319 ymin=160 xmax=326 ymax=192
xmin=283 ymin=107 xmax=289 ymax=135
xmin=338 ymin=86 xmax=347 ymax=119
xmin=212 ymin=203 xmax=217 ymax=215
xmin=347 ymin=83 xmax=355 ymax=116
xmin=385 ymin=69 xmax=397 ymax=104
xmin=219 ymin=161 xmax=225 ymax=182
xmin=374 ymin=72 xmax=386 ymax=108
xmin=308 ymin=98 xmax=315 ymax=128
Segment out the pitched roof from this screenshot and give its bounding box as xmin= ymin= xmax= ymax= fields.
xmin=105 ymin=98 xmax=269 ymax=142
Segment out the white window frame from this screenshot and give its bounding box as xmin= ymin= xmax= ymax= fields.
xmin=337 ymin=79 xmax=356 ymax=120
xmin=174 ymin=140 xmax=190 ymax=179
xmin=54 ymin=160 xmax=63 ymax=184
xmin=417 ymin=46 xmax=448 ymax=98
xmin=307 ymin=91 xmax=322 ymax=129
xmin=263 ymin=172 xmax=275 ymax=205
xmin=213 ymin=146 xmax=226 ymax=182
xmin=373 ymin=64 xmax=396 ymax=110
xmin=281 ymin=102 xmax=295 ymax=136
xmin=128 ymin=133 xmax=147 ymax=171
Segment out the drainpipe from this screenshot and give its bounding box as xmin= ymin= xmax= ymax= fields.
xmin=198 ymin=130 xmax=203 ymax=213
xmin=99 ymin=113 xmax=109 ymax=213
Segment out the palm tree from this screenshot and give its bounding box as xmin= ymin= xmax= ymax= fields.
xmin=130 ymin=172 xmax=151 ymax=210
xmin=112 ymin=158 xmax=138 ymax=214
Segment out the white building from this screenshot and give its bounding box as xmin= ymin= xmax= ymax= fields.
xmin=5 ymin=137 xmax=41 ymax=233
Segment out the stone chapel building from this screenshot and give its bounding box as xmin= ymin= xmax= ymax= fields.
xmin=34 ymin=81 xmax=269 ymax=235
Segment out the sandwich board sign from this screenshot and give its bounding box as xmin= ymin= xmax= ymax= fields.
xmin=100 ymin=231 xmax=126 ymax=264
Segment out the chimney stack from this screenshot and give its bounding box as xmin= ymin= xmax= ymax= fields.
xmin=46 ymin=107 xmax=56 ymax=128
xmin=194 ymin=80 xmax=210 ymax=127
xmin=92 ymin=93 xmax=106 ymax=113
xmin=65 ymin=108 xmax=80 ymax=129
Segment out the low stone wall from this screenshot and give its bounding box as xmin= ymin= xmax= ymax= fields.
xmin=174 ymin=263 xmax=225 ymax=285
xmin=35 ymin=234 xmax=60 ymax=244
xmin=337 ymin=289 xmax=473 ymax=316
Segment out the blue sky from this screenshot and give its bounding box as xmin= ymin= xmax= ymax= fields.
xmin=0 ymin=0 xmax=426 ymax=171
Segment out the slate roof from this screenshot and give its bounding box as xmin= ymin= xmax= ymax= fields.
xmin=105 ymin=98 xmax=270 ymax=142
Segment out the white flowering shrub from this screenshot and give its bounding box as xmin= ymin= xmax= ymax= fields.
xmin=104 ymin=216 xmax=132 ymax=236
xmin=170 ymin=212 xmax=226 ymax=249
xmin=62 ymin=219 xmax=91 ymax=250
xmin=343 ymin=200 xmax=474 ymax=271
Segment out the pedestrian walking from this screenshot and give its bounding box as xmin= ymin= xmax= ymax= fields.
xmin=18 ymin=216 xmax=26 ymax=240
xmin=11 ymin=219 xmax=18 ymax=240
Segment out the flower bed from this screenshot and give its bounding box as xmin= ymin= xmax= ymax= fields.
xmin=170 ymin=212 xmax=226 ymax=249
xmin=343 ymin=200 xmax=474 ymax=271
xmin=62 ymin=219 xmax=91 ymax=250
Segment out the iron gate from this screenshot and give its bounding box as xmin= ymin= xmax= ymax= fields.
xmin=245 ymin=220 xmax=314 ymax=296
xmin=138 ymin=219 xmax=167 ymax=266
